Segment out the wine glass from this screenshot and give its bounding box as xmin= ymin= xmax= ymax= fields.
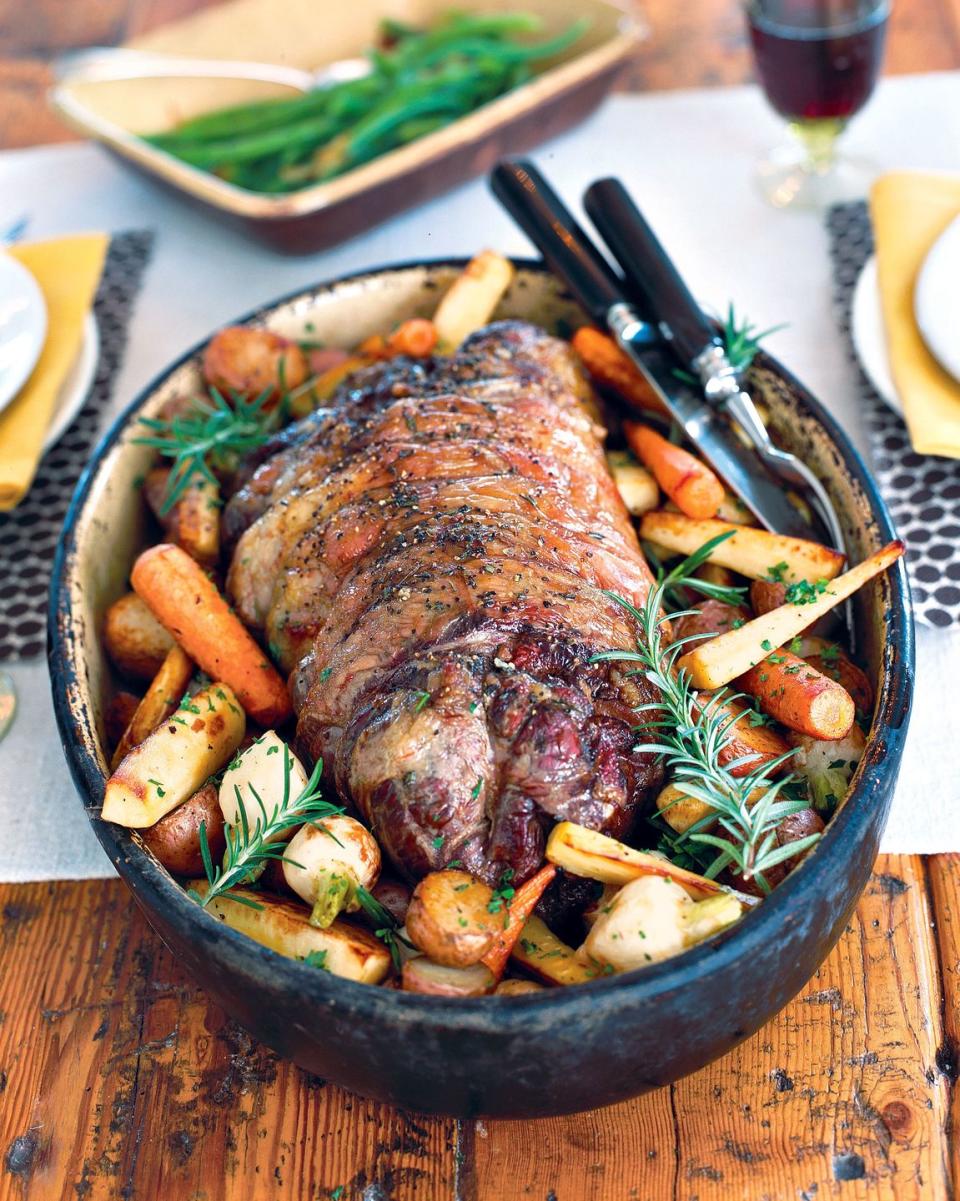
xmin=745 ymin=0 xmax=891 ymax=208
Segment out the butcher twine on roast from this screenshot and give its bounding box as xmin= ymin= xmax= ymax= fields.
xmin=224 ymin=321 xmax=663 ymax=886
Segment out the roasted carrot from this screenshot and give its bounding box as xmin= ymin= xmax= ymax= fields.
xmin=481 ymin=864 xmax=557 ymax=980
xmin=737 ymin=652 xmax=855 ymax=740
xmin=572 ymin=328 xmax=667 ymax=416
xmin=387 ymin=318 xmax=438 ymax=358
xmin=358 ymin=333 xmax=389 ymax=358
xmin=131 ymin=543 xmax=292 ymax=727
xmin=111 ymin=644 xmax=194 ymax=770
xmin=709 ymin=696 xmax=792 ymax=777
xmin=677 ymin=542 xmax=904 ymax=690
xmin=624 ymin=422 xmax=724 ymax=520
xmin=795 ymin=636 xmax=874 ymax=714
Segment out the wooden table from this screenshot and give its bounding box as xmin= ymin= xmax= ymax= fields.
xmin=1 ymin=2 xmax=958 ymax=1198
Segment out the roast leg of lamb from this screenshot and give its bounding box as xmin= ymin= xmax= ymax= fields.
xmin=224 ymin=321 xmax=663 ymax=885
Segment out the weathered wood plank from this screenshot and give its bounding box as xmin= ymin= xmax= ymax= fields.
xmin=927 ymin=853 xmax=960 ymax=1191
xmin=2 ymin=859 xmax=953 ymax=1200
xmin=470 ymin=856 xmax=953 ymax=1200
xmin=0 ymin=880 xmax=456 ymax=1200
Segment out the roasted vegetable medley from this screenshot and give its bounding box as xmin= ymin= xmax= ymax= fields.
xmin=146 ymin=12 xmax=586 ymax=193
xmin=100 ymin=251 xmax=903 ymax=996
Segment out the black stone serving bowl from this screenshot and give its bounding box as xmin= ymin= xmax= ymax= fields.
xmin=49 ymin=259 xmax=914 ymax=1120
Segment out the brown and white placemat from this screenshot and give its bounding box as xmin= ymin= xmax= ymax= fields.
xmin=0 ymin=230 xmax=154 ymax=660
xmin=827 ymin=201 xmax=960 ymax=630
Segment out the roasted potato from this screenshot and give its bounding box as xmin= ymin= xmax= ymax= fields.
xmin=103 ymin=592 xmax=176 ymax=681
xmin=104 ymin=691 xmax=141 ymax=749
xmin=102 ymin=682 xmax=245 ymax=828
xmin=202 ymin=326 xmax=308 ymax=406
xmin=193 ymin=883 xmax=391 ymax=983
xmin=405 ymin=870 xmax=499 ymax=968
xmin=370 ymin=876 xmax=412 ymax=926
xmin=494 ymin=978 xmax=545 ymax=996
xmin=401 ymin=958 xmax=496 ymax=997
xmin=140 ymin=781 xmax=225 ymax=875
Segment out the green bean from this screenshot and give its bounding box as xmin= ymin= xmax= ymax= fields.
xmin=148 ymin=12 xmax=586 ymax=192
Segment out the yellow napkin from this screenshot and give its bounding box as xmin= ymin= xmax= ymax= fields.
xmin=871 ymin=172 xmax=960 ymax=458
xmin=0 ymin=233 xmax=108 ymax=510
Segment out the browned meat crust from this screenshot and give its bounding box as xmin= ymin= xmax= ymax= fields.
xmin=224 ymin=321 xmax=663 ymax=884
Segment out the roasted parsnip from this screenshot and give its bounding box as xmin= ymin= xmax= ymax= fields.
xmin=510 ymin=916 xmax=596 ymax=986
xmin=192 ymin=883 xmax=391 ymax=983
xmin=219 ymin=731 xmax=309 ymax=839
xmin=640 ymin=511 xmax=845 ymax=583
xmin=546 ymin=822 xmax=728 ymax=900
xmin=103 ymin=682 xmax=245 ymax=828
xmin=677 ymin=542 xmax=905 ymax=689
xmin=433 ymin=251 xmax=514 ymax=350
xmin=110 ymin=644 xmax=195 ymax=770
xmin=607 ymin=450 xmax=659 ymax=516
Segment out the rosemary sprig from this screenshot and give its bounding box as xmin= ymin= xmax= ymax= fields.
xmin=596 ymin=533 xmax=820 ymax=891
xmin=354 ymin=885 xmax=413 ymax=972
xmin=190 ymin=749 xmax=343 ymax=910
xmin=721 ymin=302 xmax=787 ymax=376
xmin=673 ymin=303 xmax=787 ymax=386
xmin=133 ymin=386 xmax=279 ymax=515
xmin=643 ymin=539 xmax=746 ymax=610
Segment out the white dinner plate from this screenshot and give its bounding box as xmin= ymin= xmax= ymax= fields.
xmin=43 ymin=314 xmax=100 ymax=451
xmin=0 ymin=253 xmax=47 ymax=417
xmin=851 ymin=255 xmax=902 ymax=416
xmin=915 ymin=213 xmax=960 ymax=385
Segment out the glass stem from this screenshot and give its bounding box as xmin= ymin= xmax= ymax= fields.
xmin=790 ymin=117 xmax=847 ymax=174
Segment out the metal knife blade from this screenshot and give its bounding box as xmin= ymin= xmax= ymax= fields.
xmin=607 ymin=302 xmax=815 ymax=539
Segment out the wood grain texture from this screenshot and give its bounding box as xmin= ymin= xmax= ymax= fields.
xmin=1 ymin=861 xmax=957 ymax=1200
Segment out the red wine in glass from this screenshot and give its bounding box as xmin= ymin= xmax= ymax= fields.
xmin=748 ymin=0 xmax=889 ymax=122
xmin=745 ymin=0 xmax=890 ymax=207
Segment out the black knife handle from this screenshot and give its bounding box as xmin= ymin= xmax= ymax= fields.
xmin=490 ymin=160 xmax=625 ymax=327
xmin=584 ymin=178 xmax=720 ymax=369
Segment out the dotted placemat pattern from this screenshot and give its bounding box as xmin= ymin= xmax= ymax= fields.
xmin=827 ymin=201 xmax=960 ymax=629
xmin=0 ymin=230 xmax=154 ymax=660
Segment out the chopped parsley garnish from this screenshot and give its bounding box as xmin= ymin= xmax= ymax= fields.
xmin=412 ymin=690 xmax=431 ymax=713
xmin=760 ymin=639 xmax=773 ymax=652
xmin=302 ymin=949 xmax=329 ymax=971
xmin=432 ymin=834 xmax=444 ymax=849
xmin=470 ymin=777 xmax=483 ymax=801
xmin=785 ymin=578 xmax=829 ymax=605
xmin=767 ymin=561 xmax=789 ymax=582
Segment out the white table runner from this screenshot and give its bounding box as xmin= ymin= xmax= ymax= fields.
xmin=1 ymin=71 xmax=958 ymax=879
